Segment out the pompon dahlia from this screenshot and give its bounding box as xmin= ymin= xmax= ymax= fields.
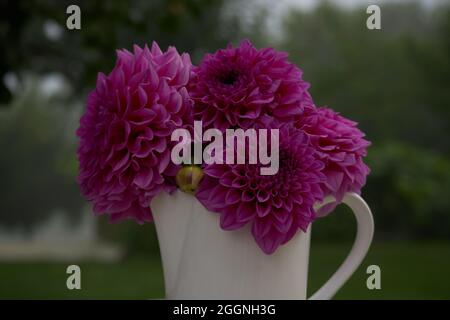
xmin=77 ymin=42 xmax=192 ymax=223
xmin=296 ymin=106 xmax=371 ymax=216
xmin=196 ymin=124 xmax=325 ymax=254
xmin=189 ymin=40 xmax=313 ymax=131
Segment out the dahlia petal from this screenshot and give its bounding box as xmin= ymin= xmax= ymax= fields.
xmin=251 ymin=217 xmax=272 ymax=239
xmin=207 ymin=185 xmax=228 ymax=209
xmin=150 ymin=41 xmax=163 ymax=56
xmin=242 ymin=190 xmax=255 ymax=202
xmin=325 ymin=171 xmax=344 ymax=193
xmin=256 ymin=189 xmax=270 ymax=202
xmin=157 ymin=79 xmax=170 ymax=105
xmin=204 ymin=165 xmax=229 ymax=178
xmin=280 ymin=223 xmax=299 ymax=245
xmin=225 ymin=189 xmax=241 ymax=204
xmin=158 ymin=57 xmax=178 ymax=79
xmin=112 ymin=151 xmax=130 ymax=172
xmin=147 ymin=66 xmax=160 ymax=91
xmin=78 ymin=42 xmax=192 ymax=224
xmin=96 ymin=72 xmax=108 ymax=97
xmin=273 ymin=103 xmax=302 ymax=117
xmin=296 ymin=107 xmax=370 ymax=211
xmin=272 ymin=196 xmax=283 ymax=208
xmin=189 ymin=40 xmax=313 ymax=131
xmin=231 ymin=176 xmax=247 ymax=189
xmin=273 ymin=208 xmax=290 ymax=223
xmin=219 ymin=171 xmax=236 ymax=187
xmin=128 ymin=108 xmax=157 ymax=126
xmin=254 ymin=228 xmax=284 ymax=255
xmin=273 ymin=215 xmax=294 ymax=234
xmin=197 ymin=124 xmax=326 ymax=254
xmin=316 ymin=201 xmax=339 ymax=217
xmin=150 ymin=138 xmax=167 ymax=153
xmin=166 ymin=92 xmax=182 ymax=113
xmin=236 ymin=202 xmax=256 ymax=222
xmin=133 ymin=167 xmax=154 ymax=188
xmin=297 ymin=217 xmax=311 ymax=232
xmin=256 ymin=201 xmax=271 ymax=218
xmin=107 ymin=200 xmax=132 ymax=214
xmin=157 ymin=150 xmax=171 ymax=173
xmin=283 ymin=197 xmax=294 ymax=212
xmin=220 ymin=207 xmax=246 ymax=230
xmin=239 ymin=108 xmax=262 ymax=119
xmin=137 ymin=86 xmax=148 ymax=107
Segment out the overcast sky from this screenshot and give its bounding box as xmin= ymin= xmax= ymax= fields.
xmin=238 ymin=0 xmax=449 ymax=38
xmin=270 ymin=0 xmax=448 ymax=11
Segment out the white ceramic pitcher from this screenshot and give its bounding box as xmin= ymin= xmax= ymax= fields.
xmin=151 ymin=191 xmax=374 ymax=300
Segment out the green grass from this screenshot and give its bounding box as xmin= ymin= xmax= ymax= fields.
xmin=309 ymin=242 xmax=450 ymax=299
xmin=0 ymin=243 xmax=449 ymax=299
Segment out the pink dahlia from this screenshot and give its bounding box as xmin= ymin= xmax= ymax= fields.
xmin=77 ymin=42 xmax=192 ymax=223
xmin=196 ymin=124 xmax=325 ymax=254
xmin=296 ymin=106 xmax=371 ymax=216
xmin=189 ymin=40 xmax=313 ymax=131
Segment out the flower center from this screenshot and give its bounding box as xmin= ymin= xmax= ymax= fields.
xmin=218 ymin=70 xmax=239 ymax=85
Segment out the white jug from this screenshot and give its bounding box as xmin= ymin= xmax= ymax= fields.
xmin=151 ymin=191 xmax=374 ymax=300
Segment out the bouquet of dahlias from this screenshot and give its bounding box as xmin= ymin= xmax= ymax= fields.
xmin=77 ymin=40 xmax=370 ymax=254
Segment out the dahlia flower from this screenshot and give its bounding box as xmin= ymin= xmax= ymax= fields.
xmin=196 ymin=124 xmax=325 ymax=254
xmin=189 ymin=40 xmax=314 ymax=131
xmin=296 ymin=106 xmax=371 ymax=216
xmin=77 ymin=42 xmax=192 ymax=223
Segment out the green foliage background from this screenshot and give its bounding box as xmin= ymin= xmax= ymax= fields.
xmin=0 ymin=0 xmax=449 ymax=253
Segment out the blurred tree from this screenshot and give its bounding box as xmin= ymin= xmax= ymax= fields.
xmin=0 ymin=0 xmax=241 ymax=105
xmin=280 ymin=2 xmax=450 ymax=154
xmin=367 ymin=142 xmax=450 ymax=239
xmin=0 ymin=77 xmax=82 ymax=229
xmin=0 ymin=0 xmax=244 ymax=243
xmin=274 ymin=2 xmax=450 ymax=240
xmin=1 ymin=0 xmax=449 ymax=245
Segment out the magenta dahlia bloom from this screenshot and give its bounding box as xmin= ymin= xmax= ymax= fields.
xmin=196 ymin=124 xmax=325 ymax=254
xmin=189 ymin=40 xmax=313 ymax=131
xmin=77 ymin=42 xmax=192 ymax=223
xmin=296 ymin=106 xmax=371 ymax=216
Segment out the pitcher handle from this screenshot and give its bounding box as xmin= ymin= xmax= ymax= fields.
xmin=309 ymin=192 xmax=374 ymax=300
